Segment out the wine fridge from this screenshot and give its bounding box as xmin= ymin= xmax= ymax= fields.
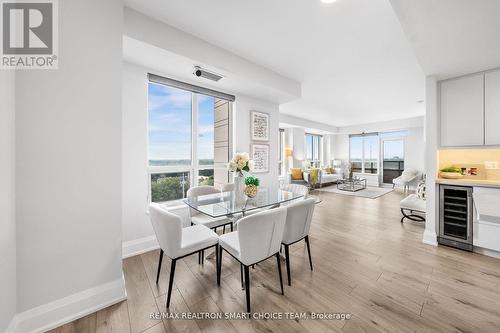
xmin=438 ymin=185 xmax=473 ymax=251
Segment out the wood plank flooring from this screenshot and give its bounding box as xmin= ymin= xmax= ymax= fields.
xmin=48 ymin=190 xmax=500 ymax=333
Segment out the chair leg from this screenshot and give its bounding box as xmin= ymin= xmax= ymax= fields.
xmin=305 ymin=236 xmax=313 ymax=271
xmin=276 ymin=253 xmax=284 ymax=295
xmin=244 ymin=265 xmax=251 ymax=312
xmin=215 ymin=245 xmax=222 ymax=286
xmin=166 ymin=259 xmax=177 ymax=308
xmin=198 ymin=251 xmax=201 ymax=264
xmin=284 ymin=244 xmax=291 ymax=286
xmin=240 ymin=264 xmax=245 ymax=289
xmin=230 ymin=223 xmax=233 ymax=232
xmin=201 ymin=250 xmax=204 ymax=265
xmin=223 ymin=225 xmax=226 ymax=234
xmin=156 ymin=249 xmax=164 ymax=284
xmin=216 ymin=245 xmax=220 ymax=286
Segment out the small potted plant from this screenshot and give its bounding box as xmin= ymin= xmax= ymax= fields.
xmin=244 ymin=176 xmax=260 ymax=198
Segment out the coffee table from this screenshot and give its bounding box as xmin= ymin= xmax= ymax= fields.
xmin=337 ymin=177 xmax=367 ymax=192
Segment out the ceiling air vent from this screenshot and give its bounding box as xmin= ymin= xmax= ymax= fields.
xmin=193 ymin=66 xmax=224 ymax=82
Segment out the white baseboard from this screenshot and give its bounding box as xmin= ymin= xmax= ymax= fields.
xmin=422 ymin=229 xmax=438 ymax=246
xmin=474 ymin=246 xmax=500 ymax=259
xmin=122 ymin=235 xmax=159 ymax=259
xmin=11 ymin=276 xmax=126 ymax=333
xmin=5 ymin=315 xmax=17 ymax=333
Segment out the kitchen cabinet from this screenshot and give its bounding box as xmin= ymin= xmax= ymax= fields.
xmin=485 ymin=70 xmax=500 ymax=145
xmin=440 ymin=73 xmax=484 ymax=147
xmin=473 ymin=187 xmax=500 ymax=252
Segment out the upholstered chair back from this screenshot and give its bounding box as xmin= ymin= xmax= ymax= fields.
xmin=282 ymin=198 xmax=316 ymax=245
xmin=149 ymin=203 xmax=183 ymax=258
xmin=237 ymin=207 xmax=287 ymax=265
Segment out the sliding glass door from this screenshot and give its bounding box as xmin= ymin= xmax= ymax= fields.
xmin=381 ymin=137 xmax=405 ymax=184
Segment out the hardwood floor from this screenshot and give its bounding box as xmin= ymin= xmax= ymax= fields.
xmin=49 ymin=190 xmax=500 ymax=333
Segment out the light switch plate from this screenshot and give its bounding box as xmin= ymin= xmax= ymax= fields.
xmin=485 ymin=161 xmax=498 ymax=170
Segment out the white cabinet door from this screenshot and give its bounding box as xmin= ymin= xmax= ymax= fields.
xmin=440 ymin=74 xmax=484 ymax=147
xmin=485 ymin=70 xmax=500 ymax=145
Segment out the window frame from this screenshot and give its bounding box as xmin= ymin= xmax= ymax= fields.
xmin=147 ymin=77 xmax=232 ymax=204
xmin=305 ymin=133 xmax=322 ymax=165
xmin=349 ymin=132 xmax=380 ymax=175
xmin=278 ymin=128 xmax=285 ymax=176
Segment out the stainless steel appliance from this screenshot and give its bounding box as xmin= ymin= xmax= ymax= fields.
xmin=439 ymin=185 xmax=473 ymax=251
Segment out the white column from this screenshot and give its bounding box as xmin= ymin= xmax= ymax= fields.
xmin=423 ymin=76 xmax=439 ymax=246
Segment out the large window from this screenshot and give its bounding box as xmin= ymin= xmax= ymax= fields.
xmin=349 ymin=133 xmax=379 ymax=174
xmin=148 ymin=77 xmax=232 ymax=204
xmin=305 ymin=133 xmax=322 ymax=164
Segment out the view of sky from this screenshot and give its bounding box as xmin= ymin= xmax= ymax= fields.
xmin=148 ymin=83 xmax=214 ymax=163
xmin=350 ymin=132 xmax=406 ymax=161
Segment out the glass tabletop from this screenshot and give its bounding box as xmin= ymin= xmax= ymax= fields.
xmin=183 ymin=187 xmax=304 ymax=218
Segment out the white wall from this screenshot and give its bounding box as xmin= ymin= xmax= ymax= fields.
xmin=291 ymin=128 xmax=306 ymax=167
xmin=121 ymin=62 xmax=280 ymax=254
xmin=122 ymin=62 xmax=151 ymax=246
xmin=423 ymin=76 xmax=439 ymax=246
xmin=233 ymin=95 xmax=280 ymax=186
xmin=15 ymin=0 xmax=125 ymax=323
xmin=0 ymin=71 xmax=16 ymax=332
xmin=405 ymin=127 xmax=425 ymax=173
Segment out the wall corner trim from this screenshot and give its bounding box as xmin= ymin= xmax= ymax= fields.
xmin=422 ymin=229 xmax=438 ymax=246
xmin=122 ymin=235 xmax=159 ymax=259
xmin=11 ymin=277 xmax=126 ymax=333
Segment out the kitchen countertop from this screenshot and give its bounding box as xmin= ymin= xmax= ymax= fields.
xmin=436 ymin=178 xmax=500 ymax=188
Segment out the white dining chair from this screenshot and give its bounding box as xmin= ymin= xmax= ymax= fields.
xmin=220 ymin=183 xmax=234 ymax=192
xmin=280 ymin=184 xmax=309 ymax=200
xmin=149 ymin=203 xmax=219 ymax=308
xmin=218 ymin=207 xmax=287 ymax=312
xmin=187 ymin=186 xmax=234 ymax=231
xmin=282 ymin=197 xmax=316 ymax=286
xmin=187 ymin=186 xmax=234 ymax=263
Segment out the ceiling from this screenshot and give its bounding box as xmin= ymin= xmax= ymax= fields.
xmin=125 ymin=0 xmax=426 ymax=126
xmin=390 ymin=0 xmax=500 ymax=80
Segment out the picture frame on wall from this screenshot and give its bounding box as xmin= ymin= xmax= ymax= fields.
xmin=251 ymin=143 xmax=269 ymax=173
xmin=250 ymin=111 xmax=269 ymax=141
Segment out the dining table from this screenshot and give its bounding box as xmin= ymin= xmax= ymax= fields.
xmin=183 ymin=187 xmax=305 ymax=220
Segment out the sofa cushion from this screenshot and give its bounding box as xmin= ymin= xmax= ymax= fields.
xmin=290 ymin=168 xmax=303 ymax=180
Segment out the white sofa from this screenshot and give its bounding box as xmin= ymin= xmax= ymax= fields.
xmin=303 ymin=169 xmax=343 ymax=186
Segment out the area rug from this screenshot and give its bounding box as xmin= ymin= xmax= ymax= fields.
xmin=319 ymin=185 xmax=393 ymax=199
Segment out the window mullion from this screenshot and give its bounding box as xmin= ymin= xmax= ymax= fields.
xmin=192 ymin=93 xmax=198 ymax=186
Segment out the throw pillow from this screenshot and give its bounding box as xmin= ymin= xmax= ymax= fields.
xmin=309 ymin=168 xmax=320 ymax=185
xmin=290 ymin=168 xmax=303 ymax=180
xmin=323 ymin=167 xmax=334 ymax=174
xmin=416 ymin=180 xmax=426 ymax=200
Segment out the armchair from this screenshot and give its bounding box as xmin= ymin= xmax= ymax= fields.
xmin=393 ymin=169 xmax=420 ymax=192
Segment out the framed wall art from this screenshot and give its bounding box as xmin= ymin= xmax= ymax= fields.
xmin=251 ymin=143 xmax=269 ymax=173
xmin=250 ymin=111 xmax=269 ymax=141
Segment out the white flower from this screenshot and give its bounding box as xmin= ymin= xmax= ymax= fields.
xmin=237 ymin=159 xmax=246 ymax=169
xmin=241 ymin=152 xmax=250 ymax=162
xmin=227 ymin=161 xmax=237 ymax=172
xmin=248 ymin=160 xmax=255 ymax=171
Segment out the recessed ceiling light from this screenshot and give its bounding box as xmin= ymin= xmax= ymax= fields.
xmin=321 ymin=0 xmax=338 ymax=3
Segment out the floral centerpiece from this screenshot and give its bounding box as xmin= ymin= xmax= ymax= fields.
xmin=227 ymin=152 xmax=255 ymax=201
xmin=244 ymin=176 xmax=260 ymax=198
xmin=227 ymin=152 xmax=254 ymax=176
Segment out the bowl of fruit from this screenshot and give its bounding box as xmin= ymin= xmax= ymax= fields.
xmin=439 ymin=166 xmax=464 ymax=179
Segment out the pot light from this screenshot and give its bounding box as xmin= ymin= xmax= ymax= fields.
xmin=321 ymin=0 xmax=338 ymax=3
